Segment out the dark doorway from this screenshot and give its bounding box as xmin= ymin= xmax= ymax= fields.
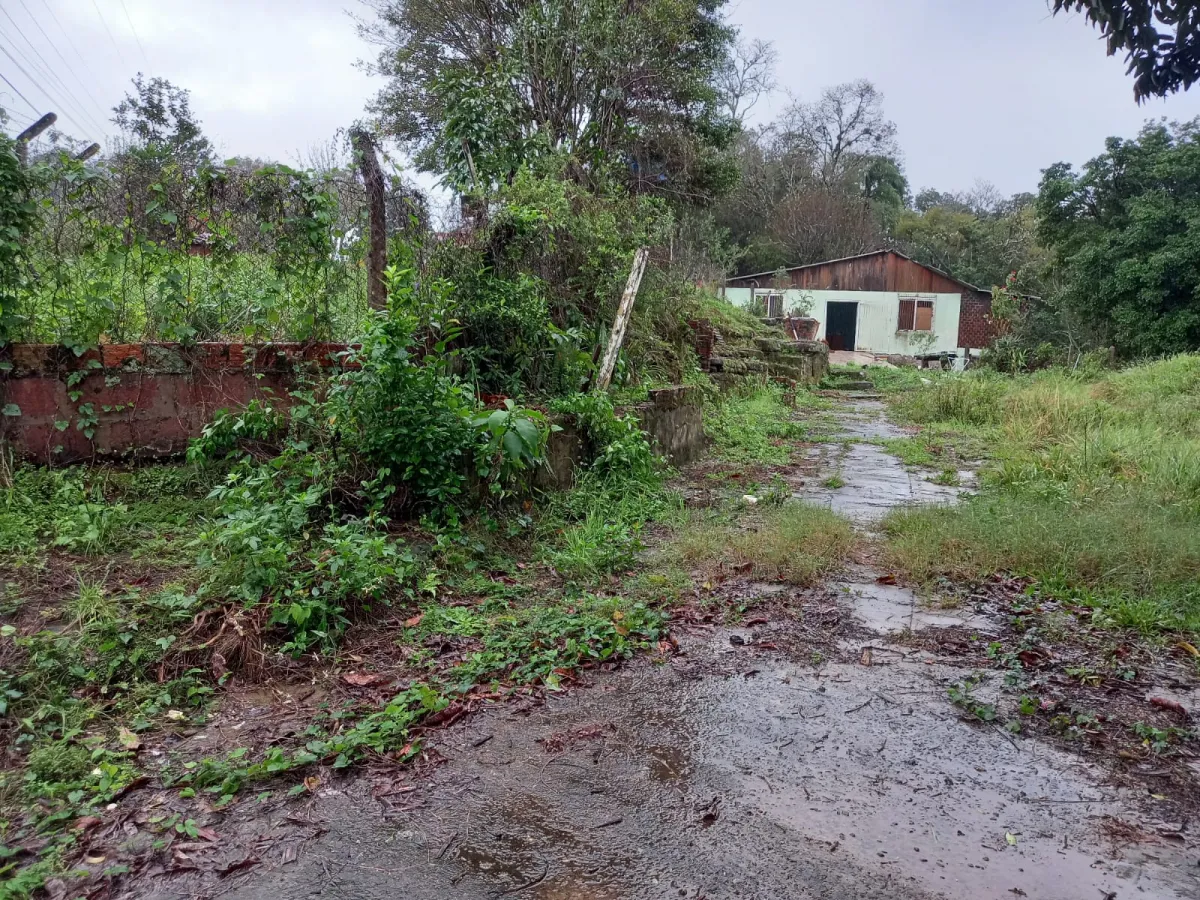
xmin=825 ymin=302 xmax=858 ymax=351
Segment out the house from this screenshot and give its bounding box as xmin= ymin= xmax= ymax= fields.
xmin=722 ymin=250 xmax=997 ymax=358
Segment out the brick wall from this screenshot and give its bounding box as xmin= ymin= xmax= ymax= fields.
xmin=957 ymin=295 xmax=996 ymax=349
xmin=1 ymin=343 xmax=347 ymax=464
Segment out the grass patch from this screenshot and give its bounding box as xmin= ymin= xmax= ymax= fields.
xmin=878 ymin=355 xmax=1200 ymax=635
xmin=676 ymin=501 xmax=856 ymax=587
xmin=821 ymin=475 xmax=845 ymax=489
xmin=705 ymin=381 xmax=808 ymax=466
xmin=875 ymin=437 xmax=937 ymax=467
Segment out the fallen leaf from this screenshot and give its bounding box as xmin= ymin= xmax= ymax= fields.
xmin=859 ymin=647 xmax=873 ymax=667
xmin=303 ymin=776 xmax=321 ymax=793
xmin=117 ymin=727 xmax=141 ymax=750
xmin=196 ymin=826 xmax=221 ymax=842
xmin=342 ymin=672 xmax=386 ymax=687
xmin=1177 ymin=641 xmax=1200 ymax=658
xmin=404 ymin=613 xmax=423 ymax=628
xmin=84 ymin=854 xmax=106 ymax=865
xmin=1005 ymin=832 xmax=1018 ymax=846
xmin=425 ymin=703 xmax=465 ymax=728
xmin=165 ymin=709 xmax=185 ymax=721
xmin=72 ymin=816 xmax=101 ymax=831
xmin=875 ymin=573 xmax=898 ymax=585
xmin=218 ymin=855 xmax=260 ymax=877
xmin=1149 ymin=696 xmax=1188 ymax=717
xmin=1017 ymin=650 xmax=1047 ymax=668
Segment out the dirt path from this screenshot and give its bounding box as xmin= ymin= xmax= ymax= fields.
xmin=140 ymin=397 xmax=1199 ymax=900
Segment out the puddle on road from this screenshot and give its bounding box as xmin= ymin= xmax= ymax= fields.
xmin=796 ymin=400 xmax=967 ymax=525
xmin=214 ymin=637 xmax=1195 ymax=900
xmin=832 ymin=580 xmax=996 ymax=635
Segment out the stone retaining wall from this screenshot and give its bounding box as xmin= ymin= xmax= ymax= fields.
xmin=706 ymin=337 xmax=829 ymax=387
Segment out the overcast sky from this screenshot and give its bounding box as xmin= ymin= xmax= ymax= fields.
xmin=3 ymin=0 xmax=1200 ymax=199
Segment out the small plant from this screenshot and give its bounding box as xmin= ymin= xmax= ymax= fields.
xmin=67 ymin=576 xmax=118 ymax=630
xmin=473 ymin=399 xmax=557 ymax=497
xmin=1132 ymin=722 xmax=1195 ymax=755
xmin=52 ymin=501 xmax=129 ymax=554
xmin=947 ymin=675 xmax=999 ymax=723
xmin=931 ymin=468 xmax=960 ymax=486
xmin=822 ymin=475 xmax=845 ymax=490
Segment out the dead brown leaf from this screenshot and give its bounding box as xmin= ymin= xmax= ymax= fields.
xmin=342 ymin=672 xmax=387 ymax=687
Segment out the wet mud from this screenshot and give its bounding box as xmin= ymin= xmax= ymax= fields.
xmin=139 ymin=396 xmax=1199 ymax=900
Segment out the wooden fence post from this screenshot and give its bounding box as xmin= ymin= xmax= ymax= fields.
xmin=594 ymin=247 xmax=650 ymax=392
xmin=351 ymin=127 xmax=388 ymax=310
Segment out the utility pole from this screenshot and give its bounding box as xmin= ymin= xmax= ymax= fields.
xmin=14 ymin=112 xmax=56 ymax=165
xmin=350 ymin=127 xmax=388 ymax=311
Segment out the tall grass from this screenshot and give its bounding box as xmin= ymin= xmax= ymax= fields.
xmin=879 ymin=355 xmax=1200 ymax=634
xmin=675 ymin=502 xmax=856 ymax=586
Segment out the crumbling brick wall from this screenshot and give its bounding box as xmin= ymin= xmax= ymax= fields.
xmin=1 ymin=343 xmax=346 ymax=464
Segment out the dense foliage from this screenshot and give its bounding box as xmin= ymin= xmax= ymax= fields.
xmin=0 ymin=133 xmax=36 ymax=342
xmin=362 ymin=0 xmax=738 ymax=202
xmin=1037 ymin=119 xmax=1200 ymax=358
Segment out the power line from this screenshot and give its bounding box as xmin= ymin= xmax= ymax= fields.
xmin=15 ymin=0 xmax=109 ymax=127
xmin=89 ymin=0 xmax=128 ymax=70
xmin=0 ymin=42 xmax=91 ymax=135
xmin=0 ymin=29 xmax=102 ymax=136
xmin=0 ymin=6 xmax=106 ymax=135
xmin=0 ymin=68 xmax=39 ymax=117
xmin=4 ymin=108 xmax=36 ymax=128
xmin=116 ymin=0 xmax=149 ymax=68
xmin=35 ymin=0 xmax=106 ymax=113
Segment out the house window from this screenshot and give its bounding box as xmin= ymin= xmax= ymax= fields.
xmin=753 ymin=290 xmax=784 ymax=317
xmin=898 ymin=298 xmax=935 ymax=332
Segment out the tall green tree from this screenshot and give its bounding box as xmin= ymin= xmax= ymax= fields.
xmin=112 ymin=74 xmax=212 ymax=161
xmin=1037 ymin=119 xmax=1200 ymax=357
xmin=361 ymin=0 xmax=737 ymax=200
xmin=715 ymin=80 xmax=904 ymax=274
xmin=894 ymin=189 xmax=1044 ymax=293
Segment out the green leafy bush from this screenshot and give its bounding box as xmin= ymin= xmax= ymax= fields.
xmin=473 ymin=399 xmax=557 ymax=497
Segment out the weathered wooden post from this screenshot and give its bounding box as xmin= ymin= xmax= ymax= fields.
xmin=594 ymin=247 xmax=650 ymax=392
xmin=350 ymin=127 xmax=388 ymax=310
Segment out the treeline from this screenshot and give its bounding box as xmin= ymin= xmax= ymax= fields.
xmin=714 ymin=74 xmax=1200 ymax=363
xmin=4 ymin=0 xmax=1200 ymax=369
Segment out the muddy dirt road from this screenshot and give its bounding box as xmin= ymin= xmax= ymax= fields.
xmin=145 ymin=398 xmax=1199 ymax=900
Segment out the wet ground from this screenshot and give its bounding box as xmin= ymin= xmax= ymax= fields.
xmin=137 ymin=397 xmax=1199 ymax=900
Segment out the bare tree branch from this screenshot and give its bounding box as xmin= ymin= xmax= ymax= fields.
xmin=716 ymin=38 xmax=777 ymax=123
